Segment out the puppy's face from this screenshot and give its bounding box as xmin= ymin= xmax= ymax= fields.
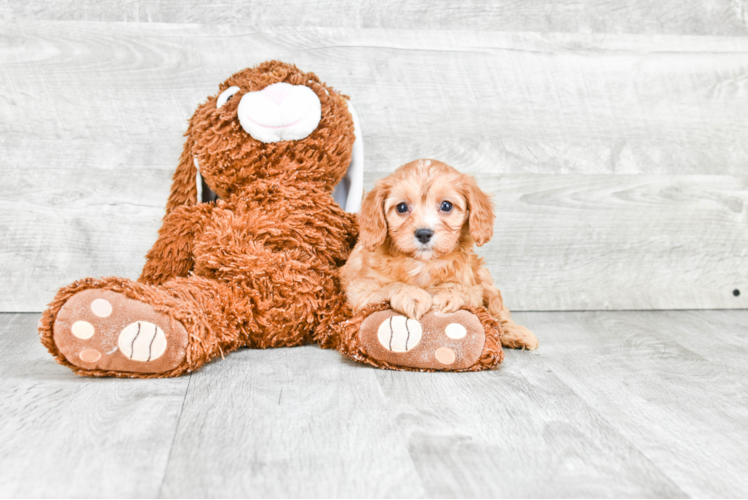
xmin=383 ymin=165 xmax=468 ymax=260
xmin=359 ymin=159 xmax=495 ymax=260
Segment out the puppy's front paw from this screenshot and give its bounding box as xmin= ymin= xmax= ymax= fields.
xmin=501 ymin=322 xmax=539 ymax=350
xmin=432 ymin=291 xmax=465 ymax=314
xmin=390 ymin=286 xmax=433 ymax=320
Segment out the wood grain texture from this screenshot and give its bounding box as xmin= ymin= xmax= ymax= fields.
xmin=2 ymin=0 xmax=748 ymax=36
xmin=159 ymin=346 xmax=424 ymax=498
xmin=1 ymin=22 xmax=748 ymax=311
xmin=0 ymin=313 xmax=190 ymax=497
xmin=3 ymin=310 xmax=748 ymax=497
xmin=1 ymin=143 xmax=168 ymax=312
xmin=518 ymin=309 xmax=748 ymax=498
xmin=3 ymin=23 xmax=748 ymax=175
xmin=373 ymin=358 xmax=685 ymax=497
xmin=367 ymin=172 xmax=748 ymax=311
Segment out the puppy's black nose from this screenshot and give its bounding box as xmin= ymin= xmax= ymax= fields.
xmin=415 ymin=228 xmax=434 ymax=244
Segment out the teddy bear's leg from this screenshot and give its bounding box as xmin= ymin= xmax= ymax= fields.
xmin=39 ymin=276 xmax=250 ymax=378
xmin=339 ymin=304 xmax=504 ymax=372
xmin=311 ymin=289 xmax=353 ymax=351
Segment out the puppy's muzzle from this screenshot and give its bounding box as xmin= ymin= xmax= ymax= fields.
xmin=415 ymin=228 xmax=434 ymax=244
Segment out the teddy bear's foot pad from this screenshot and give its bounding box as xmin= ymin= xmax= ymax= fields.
xmin=53 ymin=289 xmax=188 ymax=374
xmin=359 ymin=309 xmax=486 ymax=370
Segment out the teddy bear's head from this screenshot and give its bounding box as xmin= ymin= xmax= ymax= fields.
xmin=166 ymin=60 xmax=361 ymax=215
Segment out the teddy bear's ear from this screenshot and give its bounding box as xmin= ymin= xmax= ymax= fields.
xmin=164 ymin=136 xmax=199 ymax=217
xmin=164 ymin=119 xmax=218 ymax=217
xmin=332 ymin=100 xmax=364 ymax=213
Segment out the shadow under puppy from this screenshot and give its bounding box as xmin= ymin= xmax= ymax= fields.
xmin=340 ymin=159 xmax=538 ymax=361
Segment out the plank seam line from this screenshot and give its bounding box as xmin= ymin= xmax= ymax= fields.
xmin=156 ymin=373 xmax=192 ymax=498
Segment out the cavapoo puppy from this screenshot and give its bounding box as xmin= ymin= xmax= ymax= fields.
xmin=340 ymin=159 xmax=538 ymax=350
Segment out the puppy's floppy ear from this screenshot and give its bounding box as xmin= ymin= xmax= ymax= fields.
xmin=165 ymin=125 xmax=198 ymax=218
xmin=463 ymin=175 xmax=495 ymax=246
xmin=358 ymin=180 xmax=389 ymax=252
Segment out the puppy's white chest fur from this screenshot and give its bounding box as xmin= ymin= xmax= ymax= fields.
xmin=406 ymin=260 xmax=431 ymax=287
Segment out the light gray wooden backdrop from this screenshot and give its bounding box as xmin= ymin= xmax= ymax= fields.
xmin=1 ymin=1 xmax=747 ymax=312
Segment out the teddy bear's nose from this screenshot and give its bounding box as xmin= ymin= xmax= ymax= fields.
xmin=237 ymin=82 xmax=322 ymax=143
xmin=261 ymin=83 xmax=294 ymax=105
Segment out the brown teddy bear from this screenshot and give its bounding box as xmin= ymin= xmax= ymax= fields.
xmin=39 ymin=61 xmax=363 ymax=377
xmin=39 ymin=60 xmax=503 ymax=377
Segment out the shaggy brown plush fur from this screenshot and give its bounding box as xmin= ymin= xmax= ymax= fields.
xmin=39 ymin=61 xmax=358 ymax=377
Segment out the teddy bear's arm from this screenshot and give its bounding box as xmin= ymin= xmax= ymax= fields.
xmin=344 ymin=212 xmax=359 ymax=250
xmin=139 ymin=204 xmax=213 ymax=286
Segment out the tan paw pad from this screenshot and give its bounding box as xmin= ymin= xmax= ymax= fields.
xmin=90 ymin=298 xmax=112 ymax=317
xmin=377 ymin=316 xmax=422 ymax=352
xmin=359 ymin=309 xmax=487 ymax=371
xmin=118 ymin=322 xmax=167 ymax=362
xmin=79 ymin=348 xmax=102 ymax=363
xmin=435 ymin=346 xmax=456 ymax=365
xmin=445 ymin=323 xmax=467 ymax=339
xmin=71 ymin=321 xmax=95 ymax=339
xmin=53 ymin=289 xmax=189 ymax=374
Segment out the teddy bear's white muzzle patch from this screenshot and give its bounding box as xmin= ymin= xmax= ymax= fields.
xmin=237 ymin=82 xmax=322 ymax=143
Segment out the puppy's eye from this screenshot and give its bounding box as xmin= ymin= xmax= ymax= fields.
xmin=396 ymin=202 xmax=409 ymax=214
xmin=217 ymin=86 xmax=241 ymax=108
xmin=440 ymin=201 xmax=453 ymax=212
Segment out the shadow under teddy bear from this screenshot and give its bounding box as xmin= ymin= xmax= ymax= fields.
xmin=39 ymin=61 xmax=504 ymax=377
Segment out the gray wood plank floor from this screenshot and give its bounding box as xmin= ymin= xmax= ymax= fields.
xmin=2 ymin=311 xmax=747 ymax=498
